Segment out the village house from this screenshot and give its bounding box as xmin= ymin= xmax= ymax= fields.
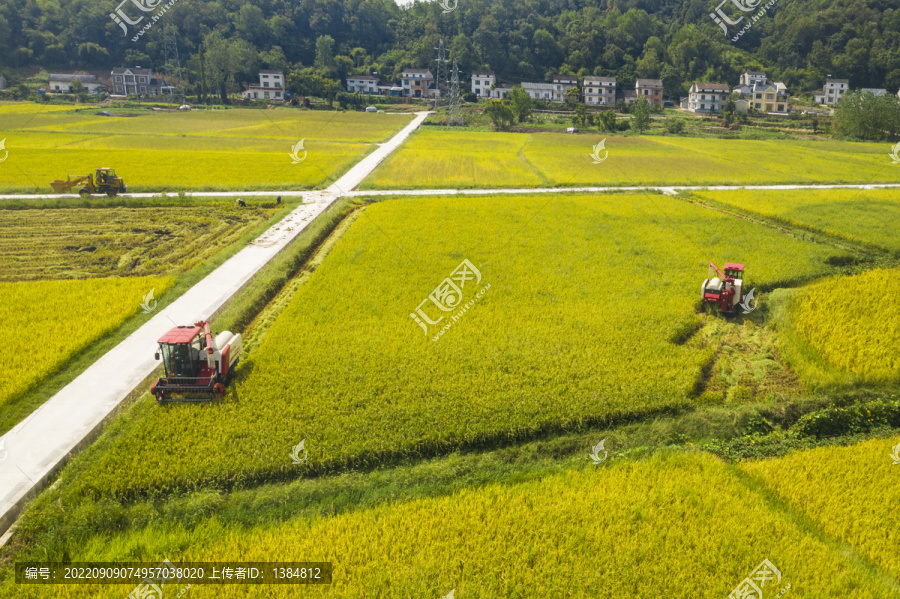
xmin=401 ymin=69 xmax=434 ymax=98
xmin=241 ymin=70 xmax=284 ymax=100
xmin=582 ymin=76 xmax=616 ymax=106
xmin=491 ymin=85 xmax=514 ymax=99
xmin=813 ymin=78 xmax=849 ymax=105
xmin=346 ymin=74 xmax=380 ymax=94
xmin=635 ymin=78 xmax=663 ymax=106
xmin=110 ymin=67 xmax=163 ymax=95
xmin=733 ymin=71 xmax=767 ymax=95
xmin=750 ymin=82 xmax=788 ymax=113
xmin=521 ymin=82 xmax=554 ymax=100
xmin=860 ymin=88 xmax=887 ymax=97
xmin=48 ymin=74 xmax=105 ymax=94
xmin=550 ymin=74 xmax=578 ymax=102
xmin=688 ymin=82 xmax=730 ymax=113
xmin=471 ymin=71 xmax=495 ymax=98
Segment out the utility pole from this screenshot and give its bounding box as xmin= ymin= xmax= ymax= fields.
xmin=433 ymin=38 xmax=448 ymax=109
xmin=162 ymin=26 xmax=185 ymax=105
xmin=449 ymin=58 xmax=463 ymax=126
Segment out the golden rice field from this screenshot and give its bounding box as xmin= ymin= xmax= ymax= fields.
xmin=360 ymin=130 xmax=899 ymax=189
xmin=0 ymin=104 xmax=413 ymax=192
xmin=743 ymin=433 xmax=900 ymax=582
xmin=0 ymin=276 xmax=174 ymax=410
xmin=773 ymin=268 xmax=900 ymax=387
xmin=0 ymin=204 xmax=279 ymax=281
xmin=694 ymin=188 xmax=900 ymax=252
xmin=8 ymin=451 xmax=896 ymax=598
xmin=65 ymin=193 xmax=845 ymax=499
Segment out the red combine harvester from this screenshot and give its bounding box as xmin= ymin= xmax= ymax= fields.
xmin=151 ymin=320 xmax=242 ymax=403
xmin=701 ymin=262 xmax=745 ymax=314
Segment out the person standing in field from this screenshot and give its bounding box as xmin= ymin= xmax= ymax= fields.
xmin=236 ymin=198 xmax=246 ymax=207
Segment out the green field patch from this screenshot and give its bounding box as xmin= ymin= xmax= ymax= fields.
xmin=65 ymin=193 xmax=842 ymax=499
xmin=694 ymin=188 xmax=900 ymax=252
xmin=0 ymin=276 xmax=175 ymax=411
xmin=5 ymin=452 xmax=893 ymax=597
xmin=0 ymin=107 xmax=412 ymax=192
xmin=743 ymin=433 xmax=900 ymax=581
xmin=360 ymin=130 xmax=543 ymax=189
xmin=770 ymin=268 xmax=900 ymax=387
xmin=361 ymin=130 xmax=900 ymax=189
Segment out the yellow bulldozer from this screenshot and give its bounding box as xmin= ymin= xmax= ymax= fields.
xmin=50 ymin=168 xmax=127 ymax=197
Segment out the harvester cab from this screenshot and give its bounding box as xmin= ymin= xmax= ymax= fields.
xmin=701 ymin=262 xmax=744 ymax=314
xmin=151 ymin=320 xmax=242 ymax=403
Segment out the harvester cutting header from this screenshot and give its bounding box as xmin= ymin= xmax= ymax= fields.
xmin=151 ymin=320 xmax=242 ymax=403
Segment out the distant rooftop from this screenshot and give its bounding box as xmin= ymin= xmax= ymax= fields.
xmin=49 ymin=74 xmax=101 ymax=84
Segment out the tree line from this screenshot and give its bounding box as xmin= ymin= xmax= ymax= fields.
xmin=1 ymin=0 xmax=899 ymax=102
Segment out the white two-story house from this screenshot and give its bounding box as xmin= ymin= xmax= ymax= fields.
xmin=242 ymin=70 xmax=285 ymax=100
xmin=346 ymin=75 xmax=380 ymax=94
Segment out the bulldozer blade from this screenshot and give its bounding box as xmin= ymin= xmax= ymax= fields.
xmin=50 ymin=181 xmax=72 ymax=193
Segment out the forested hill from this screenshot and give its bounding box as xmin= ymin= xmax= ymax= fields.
xmin=0 ymin=0 xmax=898 ymax=97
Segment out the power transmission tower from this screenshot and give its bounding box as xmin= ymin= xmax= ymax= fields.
xmin=448 ymin=58 xmax=463 ymax=126
xmin=432 ymin=38 xmax=449 ymax=109
xmin=163 ymin=27 xmax=185 ymax=105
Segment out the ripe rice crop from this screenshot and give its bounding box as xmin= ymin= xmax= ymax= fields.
xmin=773 ymin=268 xmax=900 ymax=387
xmin=0 ymin=205 xmax=278 ymax=281
xmin=743 ymin=433 xmax=900 ymax=580
xmin=0 ymin=276 xmax=174 ymax=410
xmin=70 ymin=193 xmax=839 ymax=499
xmin=360 ymin=130 xmax=898 ymax=189
xmin=693 ymin=188 xmax=900 ymax=252
xmin=0 ymin=106 xmax=412 ymax=193
xmin=10 ymin=453 xmax=892 ymax=597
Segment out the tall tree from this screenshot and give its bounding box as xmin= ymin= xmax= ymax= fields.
xmin=631 ymin=97 xmax=651 ymax=133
